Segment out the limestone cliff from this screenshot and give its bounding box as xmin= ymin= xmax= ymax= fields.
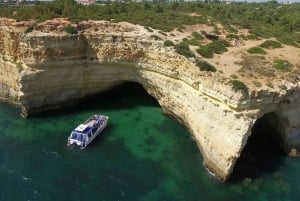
xmin=0 ymin=18 xmax=300 ymax=181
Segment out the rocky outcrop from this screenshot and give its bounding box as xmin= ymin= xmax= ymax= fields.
xmin=1 ymin=18 xmax=300 ymax=181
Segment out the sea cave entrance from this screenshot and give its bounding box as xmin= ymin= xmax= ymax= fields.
xmin=78 ymin=81 xmax=160 ymax=113
xmin=230 ymin=112 xmax=286 ymax=182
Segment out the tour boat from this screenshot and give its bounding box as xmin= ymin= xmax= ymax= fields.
xmin=67 ymin=114 xmax=108 ymax=149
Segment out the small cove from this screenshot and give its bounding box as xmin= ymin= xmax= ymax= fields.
xmin=0 ymin=83 xmax=299 ymax=201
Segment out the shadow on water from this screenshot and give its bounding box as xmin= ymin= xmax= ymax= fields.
xmin=230 ymin=113 xmax=285 ymax=182
xmin=87 ymin=123 xmax=117 ymax=148
xmin=35 ymin=82 xmax=159 ymax=118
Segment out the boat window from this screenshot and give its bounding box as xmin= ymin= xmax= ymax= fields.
xmin=71 ymin=133 xmax=83 ymax=141
xmin=71 ymin=133 xmax=77 ymax=139
xmin=88 ymin=133 xmax=91 ymax=138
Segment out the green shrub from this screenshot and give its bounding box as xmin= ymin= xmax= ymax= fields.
xmin=196 ymin=40 xmax=228 ymax=58
xmin=184 ymin=38 xmax=201 ymax=46
xmin=206 ymin=41 xmax=228 ymax=54
xmin=155 ymin=4 xmax=164 ymax=13
xmin=273 ymin=59 xmax=293 ymax=71
xmin=175 ymin=42 xmax=195 ymax=58
xmin=226 ymin=34 xmax=239 ymax=39
xmin=0 ymin=1 xmax=299 ymax=44
xmin=249 ymin=25 xmax=273 ymax=39
xmin=196 ymin=60 xmax=216 ymax=72
xmin=192 ymin=31 xmax=204 ymax=40
xmin=239 ymin=34 xmax=248 ymax=41
xmin=247 ymin=34 xmax=259 ymax=40
xmin=278 ymin=37 xmax=299 ymax=47
xmin=24 ymin=26 xmax=34 ymax=34
xmin=247 ymin=47 xmax=267 ymax=55
xmin=164 ymin=40 xmax=175 ymax=47
xmin=229 ymin=80 xmax=248 ymax=92
xmin=226 ymin=24 xmax=238 ymax=33
xmin=196 ymin=47 xmax=213 ymax=58
xmin=220 ymin=40 xmax=230 ymax=47
xmin=260 ymin=40 xmax=282 ymax=49
xmin=64 ymin=25 xmax=78 ymax=35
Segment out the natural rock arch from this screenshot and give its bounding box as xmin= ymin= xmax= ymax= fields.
xmin=0 ymin=20 xmax=300 ymax=181
xmin=230 ymin=112 xmax=286 ymax=181
xmin=260 ymin=107 xmax=300 ymax=157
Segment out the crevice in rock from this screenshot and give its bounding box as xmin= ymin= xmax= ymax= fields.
xmin=229 ymin=112 xmax=285 ymax=182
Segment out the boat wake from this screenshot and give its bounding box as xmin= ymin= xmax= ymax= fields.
xmin=42 ymin=148 xmax=62 ymax=159
xmin=22 ymin=176 xmax=32 ymax=182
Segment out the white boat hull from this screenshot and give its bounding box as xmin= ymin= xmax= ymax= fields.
xmin=67 ymin=114 xmax=108 ymax=149
xmin=81 ymin=120 xmax=107 ymax=149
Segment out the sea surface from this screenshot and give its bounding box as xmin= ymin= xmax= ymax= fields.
xmin=0 ymin=83 xmax=300 ymax=201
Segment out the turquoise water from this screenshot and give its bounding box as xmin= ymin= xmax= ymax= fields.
xmin=0 ymin=83 xmax=300 ymax=201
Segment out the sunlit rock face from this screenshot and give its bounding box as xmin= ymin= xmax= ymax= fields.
xmin=1 ymin=18 xmax=300 ymax=181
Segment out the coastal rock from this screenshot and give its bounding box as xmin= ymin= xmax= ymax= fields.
xmin=0 ymin=19 xmax=300 ymax=181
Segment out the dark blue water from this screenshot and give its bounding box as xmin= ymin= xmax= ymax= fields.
xmin=0 ymin=83 xmax=299 ymax=201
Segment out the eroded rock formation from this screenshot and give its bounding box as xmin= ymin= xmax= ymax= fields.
xmin=0 ymin=18 xmax=300 ymax=181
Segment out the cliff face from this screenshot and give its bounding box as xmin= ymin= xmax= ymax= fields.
xmin=1 ymin=19 xmax=300 ymax=181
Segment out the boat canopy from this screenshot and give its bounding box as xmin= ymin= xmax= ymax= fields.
xmin=73 ymin=124 xmax=92 ymax=135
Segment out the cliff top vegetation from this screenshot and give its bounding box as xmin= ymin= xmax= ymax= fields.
xmin=0 ymin=0 xmax=299 ymax=46
xmin=0 ymin=0 xmax=299 ymax=91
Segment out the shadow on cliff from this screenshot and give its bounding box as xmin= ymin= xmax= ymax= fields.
xmin=229 ymin=113 xmax=285 ymax=183
xmin=35 ymin=82 xmax=159 ymax=118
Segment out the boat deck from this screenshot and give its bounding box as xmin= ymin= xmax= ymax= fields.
xmin=86 ymin=120 xmax=96 ymax=127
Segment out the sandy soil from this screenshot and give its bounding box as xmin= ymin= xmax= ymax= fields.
xmin=135 ymin=20 xmax=300 ymax=89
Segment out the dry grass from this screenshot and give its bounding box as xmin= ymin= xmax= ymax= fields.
xmin=237 ymin=55 xmax=275 ymax=77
